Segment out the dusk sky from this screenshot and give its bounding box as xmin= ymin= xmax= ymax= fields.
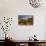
xmin=19 ymin=15 xmax=33 ymax=20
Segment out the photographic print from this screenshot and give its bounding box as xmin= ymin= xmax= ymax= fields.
xmin=18 ymin=15 xmax=33 ymax=25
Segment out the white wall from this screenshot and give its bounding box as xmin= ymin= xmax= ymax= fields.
xmin=0 ymin=0 xmax=46 ymax=40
